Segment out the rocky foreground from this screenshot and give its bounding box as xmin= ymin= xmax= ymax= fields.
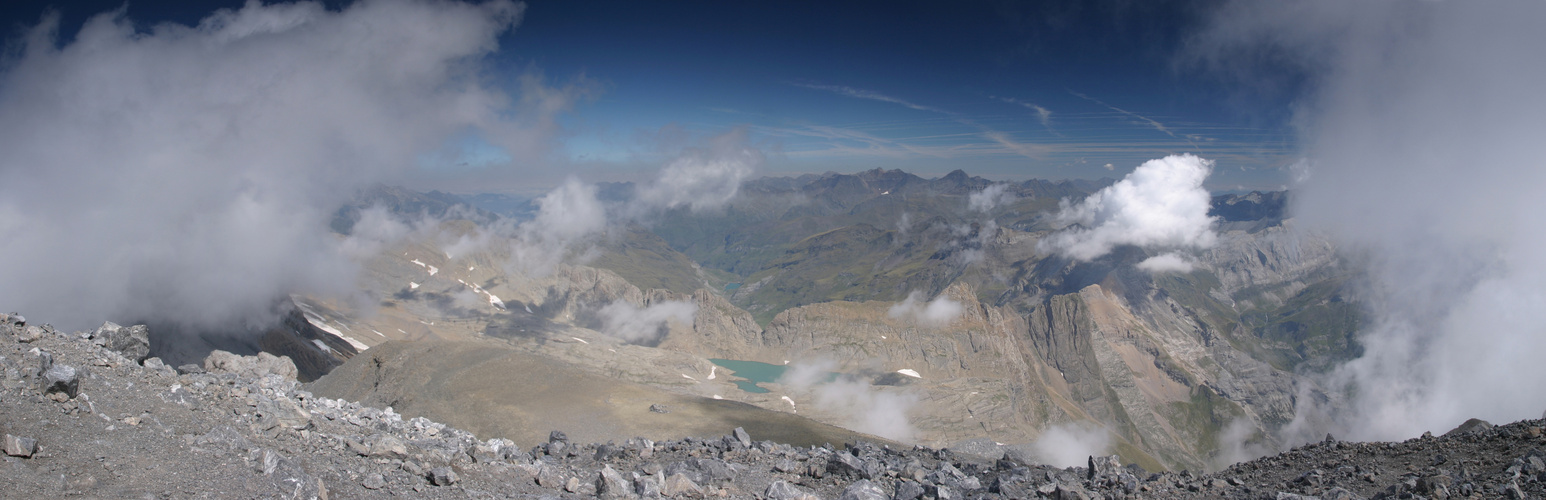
xmin=2 ymin=313 xmax=1544 ymax=499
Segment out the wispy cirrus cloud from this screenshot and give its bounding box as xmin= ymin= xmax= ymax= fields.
xmin=1070 ymin=91 xmax=1199 ymax=148
xmin=794 ymin=83 xmax=948 ymax=114
xmin=991 ymin=95 xmax=1055 ymax=129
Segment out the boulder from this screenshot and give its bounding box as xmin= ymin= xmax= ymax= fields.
xmin=40 ymin=364 xmax=79 ymax=399
xmin=839 ymin=479 xmax=888 ymax=500
xmin=765 ymin=480 xmax=820 ymax=500
xmin=361 ymin=473 xmax=386 ymax=490
xmin=1444 ymin=418 xmax=1493 ymax=437
xmin=893 ymin=480 xmax=926 ymax=500
xmin=203 ymin=350 xmax=298 ymax=381
xmin=17 ymin=325 xmax=44 ymax=343
xmin=662 ymin=473 xmax=703 ymax=497
xmin=256 ymin=397 xmax=311 ymax=431
xmin=4 ymin=434 xmax=38 ymax=458
xmin=92 ymin=322 xmax=150 ymax=363
xmin=597 ymin=465 xmax=630 ymax=499
xmin=428 ymin=466 xmax=458 ymax=486
xmin=733 ymin=426 xmax=752 ymax=448
xmin=366 ymin=433 xmax=408 ymax=459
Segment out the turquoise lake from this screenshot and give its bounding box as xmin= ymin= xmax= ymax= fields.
xmin=708 ymin=359 xmax=785 ymax=393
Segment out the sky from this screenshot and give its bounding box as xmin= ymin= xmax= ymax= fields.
xmin=0 ymin=0 xmax=1297 ymax=193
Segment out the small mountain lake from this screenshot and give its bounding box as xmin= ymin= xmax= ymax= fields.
xmin=708 ymin=359 xmax=785 ymax=393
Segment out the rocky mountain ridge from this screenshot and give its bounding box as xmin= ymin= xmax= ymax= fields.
xmin=6 ymin=311 xmax=1546 ymax=499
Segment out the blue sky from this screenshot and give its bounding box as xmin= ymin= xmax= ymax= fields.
xmin=2 ymin=0 xmax=1300 ymax=190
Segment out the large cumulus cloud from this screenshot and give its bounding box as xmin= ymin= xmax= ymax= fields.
xmin=1040 ymin=154 xmax=1217 ymax=260
xmin=0 ymin=0 xmax=584 ymax=331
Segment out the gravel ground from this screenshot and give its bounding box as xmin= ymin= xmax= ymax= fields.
xmin=2 ymin=311 xmax=1543 ymax=499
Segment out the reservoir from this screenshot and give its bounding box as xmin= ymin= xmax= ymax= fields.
xmin=708 ymin=359 xmax=785 ymax=393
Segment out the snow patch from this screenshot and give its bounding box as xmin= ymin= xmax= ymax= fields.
xmin=896 ymin=369 xmax=922 ymax=378
xmin=707 ymin=366 xmax=717 ymax=380
xmin=681 ymin=374 xmax=698 ymax=381
xmin=488 ymin=294 xmax=504 ymax=309
xmin=426 ymin=265 xmax=438 ymax=276
xmin=571 ymin=337 xmax=589 ymax=344
xmin=409 ymin=282 xmax=419 ymax=290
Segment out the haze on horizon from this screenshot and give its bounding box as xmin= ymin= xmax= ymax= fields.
xmin=1 ymin=0 xmax=1543 ymax=453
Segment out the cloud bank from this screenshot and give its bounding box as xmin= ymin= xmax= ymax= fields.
xmin=1136 ymin=252 xmax=1195 ymax=273
xmin=0 ymin=0 xmax=584 ymax=332
xmin=967 ymin=183 xmax=1016 ymax=213
xmin=1193 ymin=0 xmax=1546 ymax=441
xmin=1030 ymin=423 xmax=1111 ymax=468
xmin=1040 ymin=154 xmax=1217 ymax=260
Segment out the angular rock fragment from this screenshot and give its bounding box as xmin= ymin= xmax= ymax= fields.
xmin=428 ymin=467 xmax=458 ymax=486
xmin=204 ymin=350 xmax=299 ymax=381
xmin=597 ymin=465 xmax=630 ymax=499
xmin=765 ymin=480 xmax=820 ymax=500
xmin=4 ymin=434 xmax=38 ymax=458
xmin=361 ymin=473 xmax=386 ymax=490
xmin=40 ymin=363 xmax=79 ymax=399
xmin=662 ymin=473 xmax=703 ymax=497
xmin=92 ymin=322 xmax=150 ymax=363
xmin=733 ymin=426 xmax=752 ymax=448
xmin=839 ymin=479 xmax=888 ymax=500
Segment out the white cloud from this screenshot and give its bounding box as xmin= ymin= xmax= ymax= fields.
xmin=1040 ymin=154 xmax=1218 ymax=260
xmin=0 ymin=0 xmax=578 ymax=332
xmin=887 ymin=291 xmax=963 ymax=327
xmin=1030 ymin=423 xmax=1110 ymax=468
xmin=596 ymin=299 xmax=697 ymax=344
xmin=633 ymin=128 xmax=761 ymax=213
xmin=1194 ymin=0 xmax=1546 ymax=443
xmin=509 ymin=177 xmax=607 ymax=275
xmin=778 ymin=358 xmax=918 ymax=442
xmin=1136 ymin=252 xmax=1195 ymax=273
xmin=968 ymin=183 xmax=1017 ymax=213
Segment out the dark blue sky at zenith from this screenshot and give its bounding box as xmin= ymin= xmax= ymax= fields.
xmin=1 ymin=0 xmax=1301 ymax=192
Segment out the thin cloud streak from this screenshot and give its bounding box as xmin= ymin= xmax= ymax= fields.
xmin=794 ymin=83 xmax=948 ymax=114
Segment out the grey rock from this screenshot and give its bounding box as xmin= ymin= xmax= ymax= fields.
xmin=665 ymin=458 xmax=736 ymax=486
xmin=597 ymin=465 xmax=630 ymax=499
xmin=1088 ymin=455 xmax=1122 ymax=481
xmin=565 ymin=476 xmax=581 ymax=493
xmin=839 ymin=479 xmax=887 ymax=500
xmin=203 ymin=350 xmax=298 ymax=381
xmin=545 ymin=440 xmax=565 ymax=456
xmin=1444 ymin=418 xmax=1493 ymax=437
xmin=92 ymin=322 xmax=150 ymax=362
xmin=649 ymin=403 xmax=670 ymax=413
xmin=361 ymin=473 xmax=386 ymax=490
xmin=472 ymin=444 xmax=500 ymax=463
xmin=548 ymin=430 xmax=568 ymax=443
xmin=634 ymin=473 xmax=662 ymax=497
xmin=256 ymin=397 xmax=311 ymax=430
xmin=4 ymin=434 xmax=38 ymax=458
xmin=733 ymin=426 xmax=752 ymax=448
xmin=765 ymin=480 xmax=820 ymax=500
xmin=40 ymin=364 xmax=79 ymax=399
xmin=536 ymin=464 xmax=565 ymax=488
xmin=429 ymin=466 xmax=458 ymax=486
xmin=1274 ymin=493 xmax=1318 ymax=500
xmin=829 ymin=451 xmax=875 ymax=479
xmin=1321 ymin=487 xmax=1363 ymax=500
xmin=17 ymin=325 xmax=44 ymax=343
xmin=175 ymin=364 xmax=205 ymax=375
xmin=594 ymin=443 xmax=621 ymax=462
xmin=367 ymin=433 xmax=408 ymax=459
xmin=662 ymin=473 xmax=703 ymax=497
xmin=892 ymin=480 xmax=925 ymax=500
